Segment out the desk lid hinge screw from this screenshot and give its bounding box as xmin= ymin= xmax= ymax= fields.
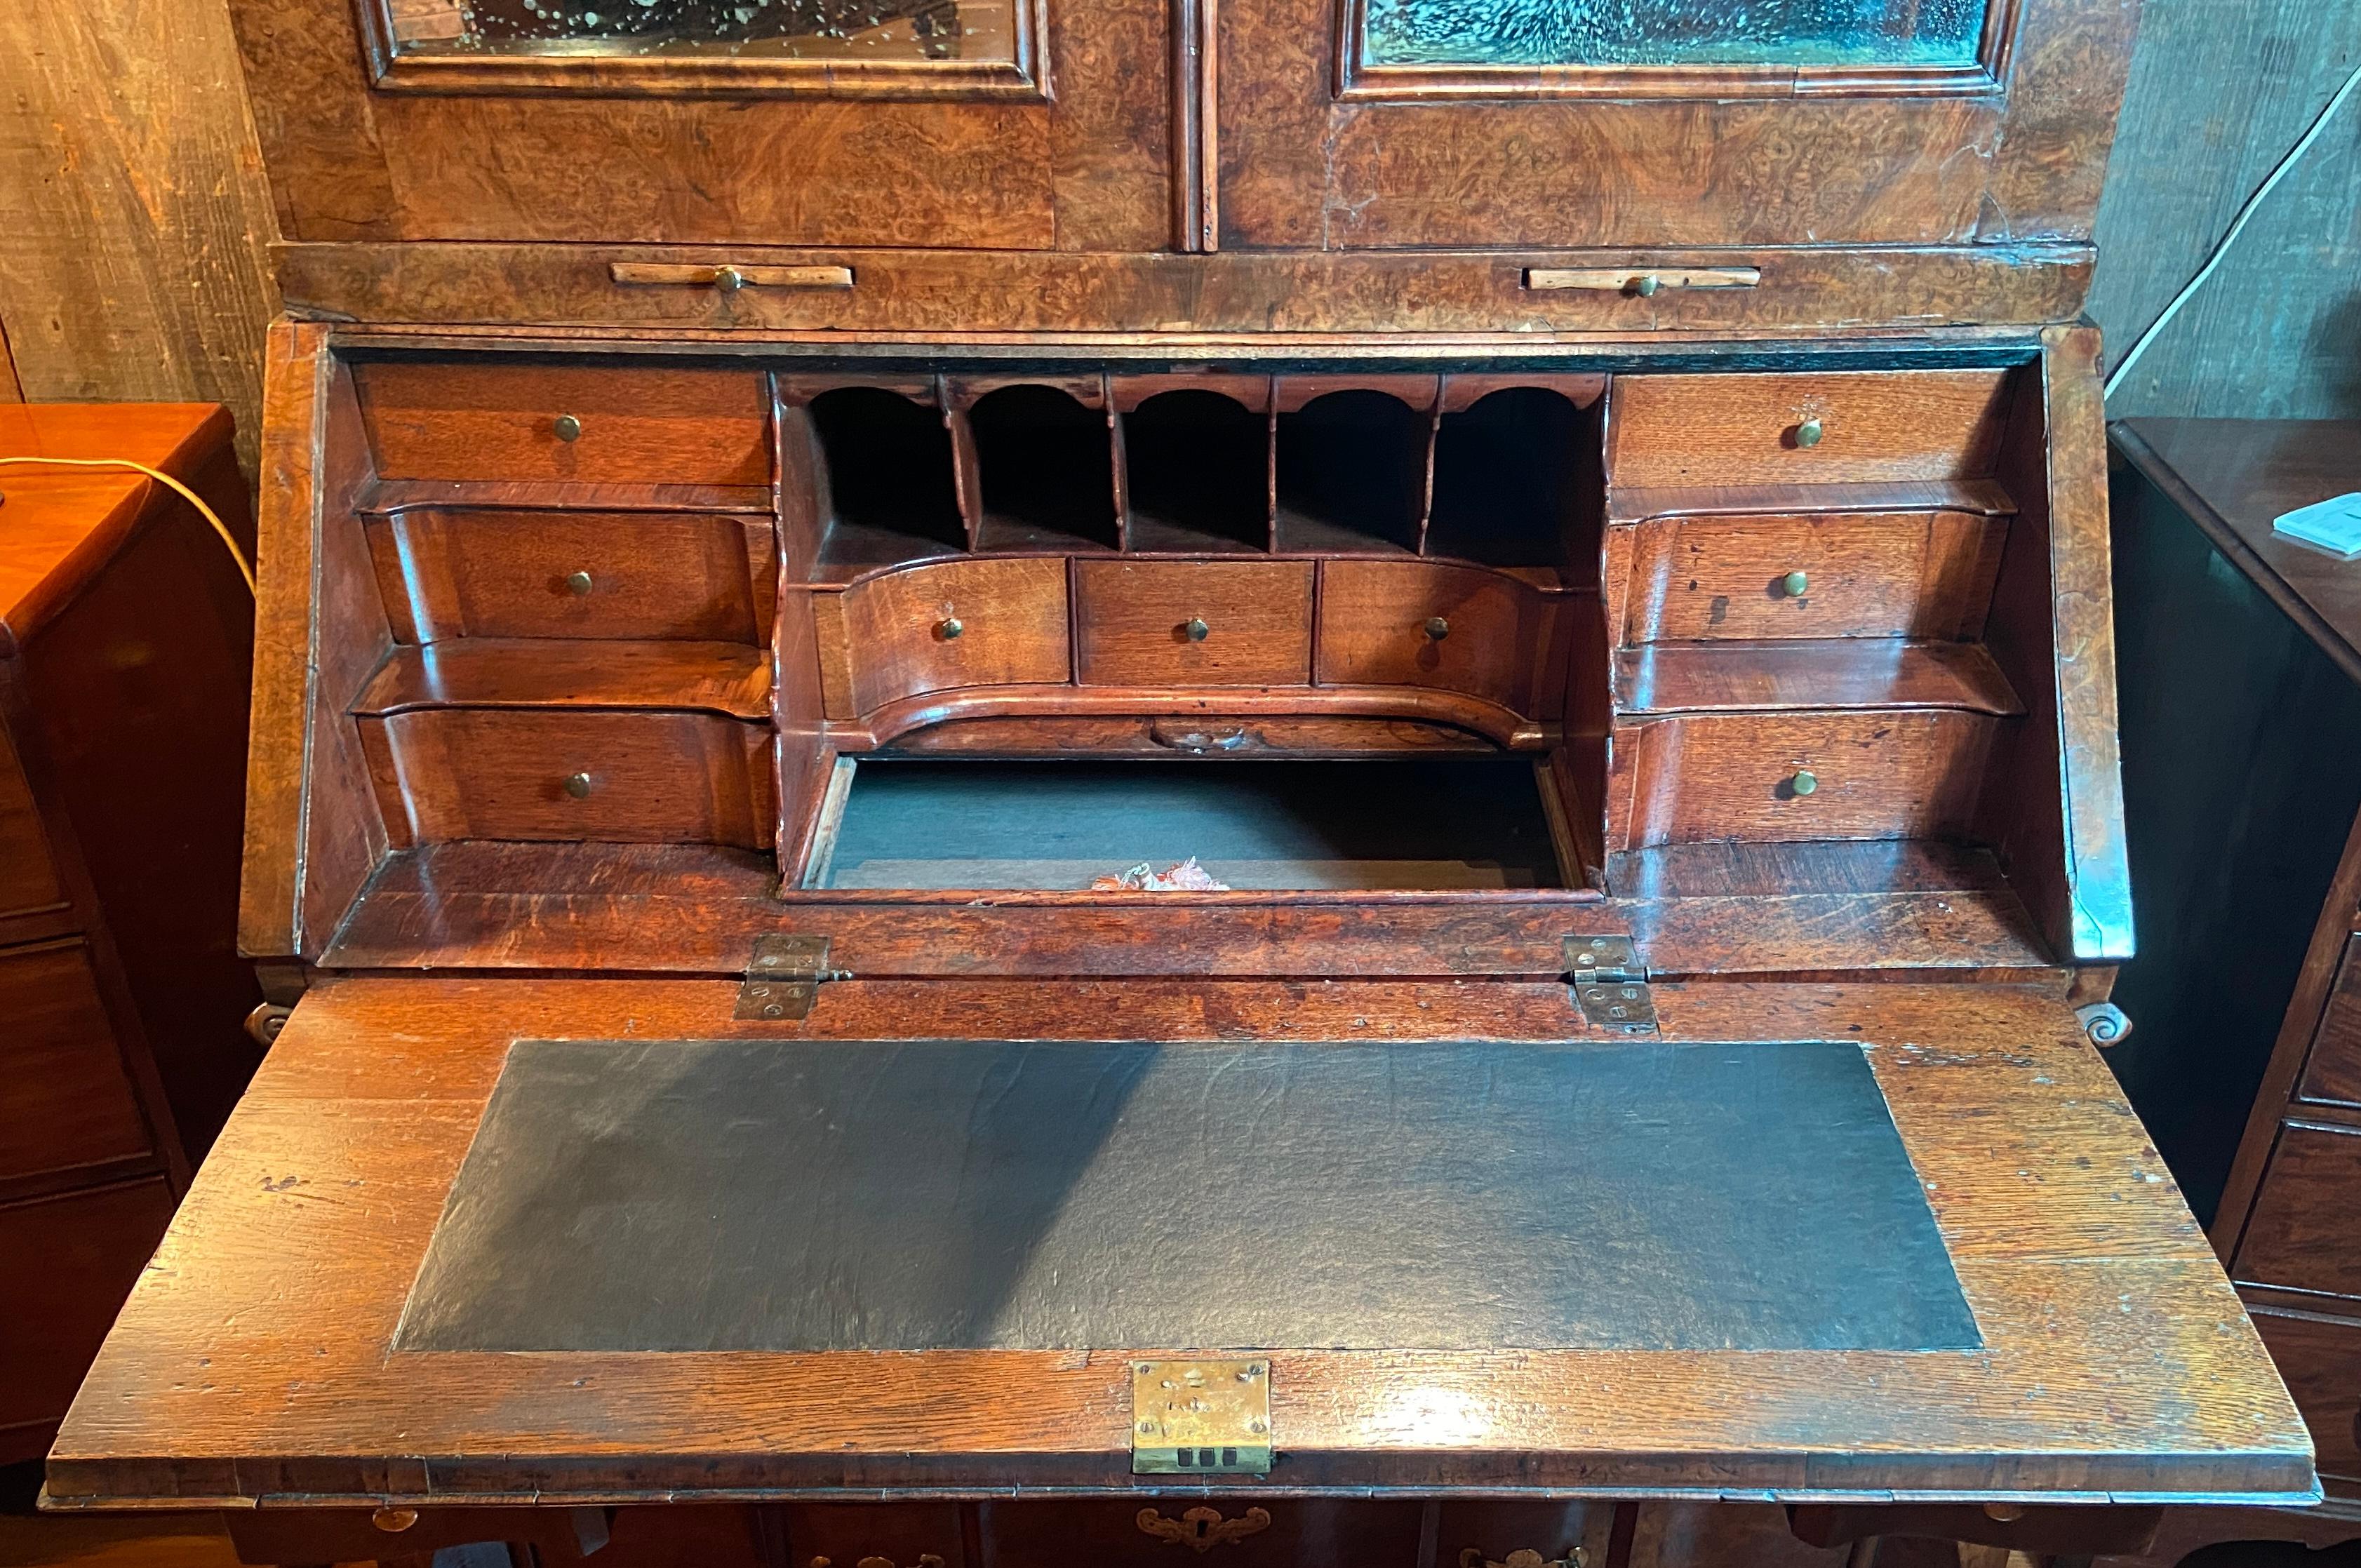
xmin=736 ymin=933 xmax=847 ymax=1021
xmin=1565 ymin=935 xmax=1658 ymax=1034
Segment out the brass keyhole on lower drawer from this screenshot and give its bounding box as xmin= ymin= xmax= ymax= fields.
xmin=1461 ymin=1550 xmax=1587 ymax=1568
xmin=553 ymin=414 xmax=583 ymax=443
xmin=563 ymin=772 xmax=595 ymax=799
xmin=1182 ymin=617 xmax=1212 ymax=643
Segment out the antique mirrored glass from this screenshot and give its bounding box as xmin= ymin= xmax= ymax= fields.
xmin=382 ymin=0 xmax=1017 ymax=63
xmin=1360 ymin=0 xmax=1991 ymax=69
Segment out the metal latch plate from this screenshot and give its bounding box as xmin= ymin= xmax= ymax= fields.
xmin=1566 ymin=935 xmax=1658 ymax=1033
xmin=1132 ymin=1359 xmax=1272 ymax=1476
xmin=735 ymin=934 xmax=833 ymax=1021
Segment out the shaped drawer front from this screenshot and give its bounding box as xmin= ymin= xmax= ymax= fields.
xmin=0 ymin=726 xmax=63 ymax=924
xmin=2238 ymin=1122 xmax=2361 ymax=1300
xmin=356 ymin=362 xmax=770 ymax=486
xmin=359 ymin=709 xmax=775 ymax=850
xmin=2299 ymin=936 xmax=2361 ymax=1107
xmin=364 ymin=509 xmax=775 ymax=644
xmin=831 ymin=558 xmax=1073 ymax=718
xmin=1075 ymin=560 xmax=1314 ymax=688
xmin=0 ymin=942 xmax=151 ymax=1182
xmin=1608 ymin=371 xmax=2012 ymax=488
xmin=1619 ymin=511 xmax=2008 ymax=643
xmin=1609 ymin=710 xmax=1997 ymax=851
xmin=1316 ymin=560 xmax=1562 ymax=715
xmin=984 ymin=1500 xmax=1422 ymax=1568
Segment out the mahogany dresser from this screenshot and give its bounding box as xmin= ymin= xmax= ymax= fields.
xmin=2109 ymin=419 xmax=2361 ymax=1530
xmin=0 ymin=402 xmax=259 ymax=1465
xmin=39 ymin=3 xmax=2334 ymax=1567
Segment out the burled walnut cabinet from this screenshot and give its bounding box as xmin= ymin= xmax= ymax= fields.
xmin=43 ymin=5 xmax=2332 ymax=1568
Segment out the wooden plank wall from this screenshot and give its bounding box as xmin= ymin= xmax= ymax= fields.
xmin=0 ymin=0 xmax=280 ymax=474
xmin=2092 ymin=0 xmax=2361 ymax=420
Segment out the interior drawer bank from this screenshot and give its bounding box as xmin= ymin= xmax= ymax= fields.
xmin=1608 ymin=709 xmax=1999 ymax=850
xmin=357 ymin=709 xmax=776 ymax=849
xmin=362 ymin=506 xmax=777 ymax=644
xmin=353 ymin=360 xmax=772 ymax=486
xmin=814 ymin=557 xmax=1073 ymax=721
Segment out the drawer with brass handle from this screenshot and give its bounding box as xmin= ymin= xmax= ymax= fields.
xmin=1606 ymin=370 xmax=2013 ymax=488
xmin=356 ymin=709 xmax=776 ymax=849
xmin=1316 ymin=559 xmax=1566 ymax=714
xmin=817 ymin=557 xmax=1073 ymax=719
xmin=1606 ymin=709 xmax=1999 ymax=851
xmin=1074 ymin=560 xmax=1314 ymax=688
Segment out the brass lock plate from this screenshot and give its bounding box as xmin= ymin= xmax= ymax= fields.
xmin=1131 ymin=1359 xmax=1272 ymax=1476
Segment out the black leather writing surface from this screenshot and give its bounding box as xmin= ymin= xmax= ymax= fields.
xmin=396 ymin=1039 xmax=1978 ymax=1354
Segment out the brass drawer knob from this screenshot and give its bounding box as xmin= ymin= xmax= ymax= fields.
xmin=566 ymin=570 xmax=595 ymax=596
xmin=937 ymin=617 xmax=964 ymax=641
xmin=373 ymin=1507 xmax=420 ymax=1534
xmin=553 ymin=413 xmax=583 ymax=443
xmin=1791 ymin=416 xmax=1824 ymax=449
xmin=1424 ymin=616 xmax=1451 ymax=641
xmin=1631 ymin=273 xmax=1662 ymax=297
xmin=713 ymin=264 xmax=747 ymax=293
xmin=1183 ymin=617 xmax=1211 ymax=643
xmin=1788 ymin=769 xmax=1819 ymax=797
xmin=1137 ymin=1505 xmax=1271 ymax=1550
xmin=563 ymin=772 xmax=595 ymax=799
xmin=1779 ymin=570 xmax=1808 ymax=598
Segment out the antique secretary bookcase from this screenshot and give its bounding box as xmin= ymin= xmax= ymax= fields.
xmin=43 ymin=1 xmax=2330 ymax=1566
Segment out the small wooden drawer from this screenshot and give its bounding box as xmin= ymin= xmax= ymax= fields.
xmin=1607 ymin=370 xmax=2012 ymax=488
xmin=355 ymin=361 xmax=771 ymax=486
xmin=363 ymin=508 xmax=777 ymax=643
xmin=822 ymin=558 xmax=1073 ymax=719
xmin=1074 ymin=560 xmax=1313 ymax=688
xmin=781 ymin=1502 xmax=966 ymax=1568
xmin=1316 ymin=560 xmax=1564 ymax=715
xmin=1607 ymin=709 xmax=1998 ymax=851
xmin=0 ymin=942 xmax=152 ymax=1184
xmin=1616 ymin=510 xmax=2009 ymax=644
xmin=2299 ymin=936 xmax=2361 ymax=1107
xmin=0 ymin=726 xmax=65 ymax=925
xmin=359 ymin=710 xmax=776 ymax=849
xmin=2237 ymin=1122 xmax=2361 ymax=1299
xmin=982 ymin=1499 xmax=1422 ymax=1568
xmin=2249 ymin=1306 xmax=2361 ymax=1482
xmin=0 ymin=1177 xmax=175 ymax=1440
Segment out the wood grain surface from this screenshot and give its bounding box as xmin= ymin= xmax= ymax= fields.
xmin=834 ymin=558 xmax=1074 ymax=717
xmin=2298 ymin=938 xmax=2361 ymax=1106
xmin=1076 ymin=561 xmax=1315 ymax=687
xmin=1607 ymin=371 xmax=2012 ymax=489
xmin=1614 ymin=642 xmax=2023 ymax=716
xmin=44 ymin=978 xmax=2313 ymax=1506
xmin=1315 ymin=561 xmax=1566 ymax=716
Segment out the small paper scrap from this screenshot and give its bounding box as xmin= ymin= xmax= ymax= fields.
xmin=2274 ymin=492 xmax=2361 ymax=561
xmin=1090 ymin=857 xmax=1231 ymax=892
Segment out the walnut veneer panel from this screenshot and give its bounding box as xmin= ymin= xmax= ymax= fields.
xmin=0 ymin=942 xmax=152 ymax=1182
xmin=355 ymin=362 xmax=770 ymax=486
xmin=1608 ymin=372 xmax=2012 ymax=489
xmin=1618 ymin=512 xmax=2010 ymax=643
xmin=45 ymin=979 xmax=2313 ymax=1503
xmin=1075 ymin=561 xmax=1314 ymax=688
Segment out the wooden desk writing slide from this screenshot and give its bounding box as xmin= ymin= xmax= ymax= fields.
xmin=39 ymin=0 xmax=2326 ymax=1564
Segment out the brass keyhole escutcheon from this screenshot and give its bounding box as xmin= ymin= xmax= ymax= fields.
xmin=1183 ymin=617 xmax=1211 ymax=643
xmin=937 ymin=617 xmax=964 ymax=641
xmin=1461 ymin=1550 xmax=1587 ymax=1568
xmin=1788 ymin=769 xmax=1819 ymax=798
xmin=1792 ymin=416 xmax=1825 ymax=449
xmin=553 ymin=414 xmax=583 ymax=443
xmin=1424 ymin=616 xmax=1451 ymax=641
xmin=563 ymin=772 xmax=594 ymax=799
xmin=1779 ymin=570 xmax=1808 ymax=598
xmin=566 ymin=570 xmax=595 ymax=596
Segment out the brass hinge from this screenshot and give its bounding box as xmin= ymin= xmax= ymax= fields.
xmin=1132 ymin=1359 xmax=1273 ymax=1476
xmin=1565 ymin=935 xmax=1658 ymax=1034
xmin=735 ymin=934 xmax=845 ymax=1021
